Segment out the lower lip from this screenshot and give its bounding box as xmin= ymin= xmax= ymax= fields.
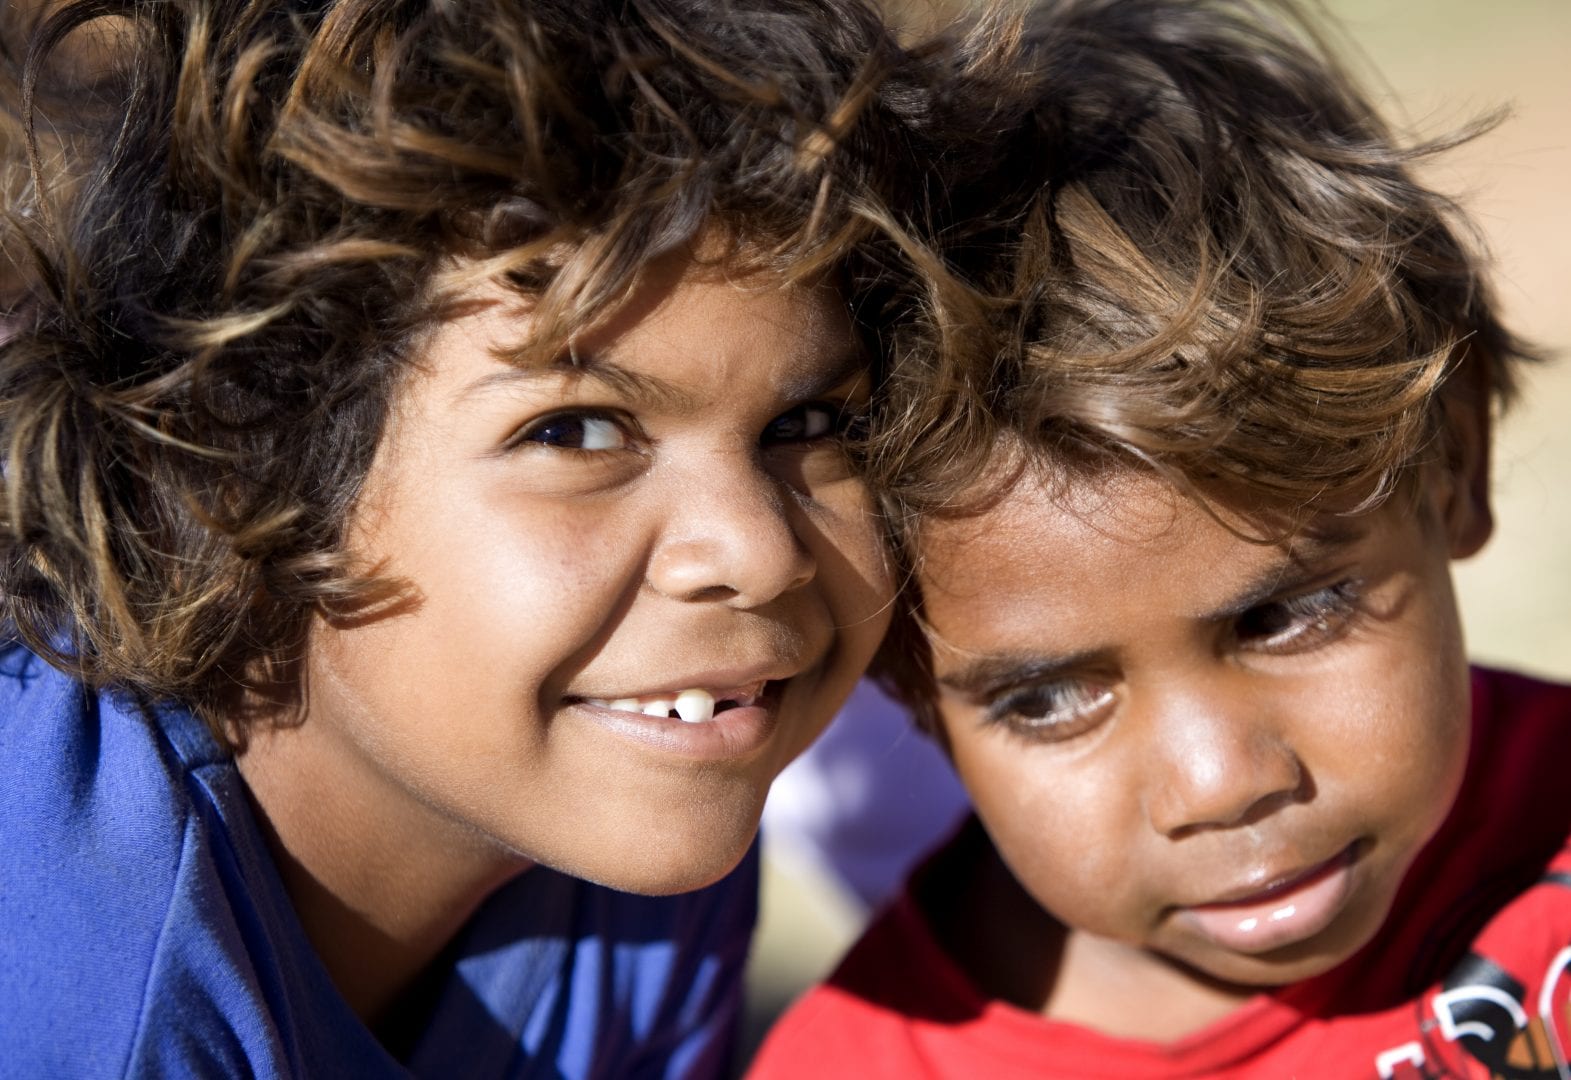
xmin=570 ymin=688 xmax=783 ymax=762
xmin=1178 ymin=845 xmax=1359 ymax=955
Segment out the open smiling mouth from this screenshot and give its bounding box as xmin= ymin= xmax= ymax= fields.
xmin=577 ymin=682 xmax=769 ymax=724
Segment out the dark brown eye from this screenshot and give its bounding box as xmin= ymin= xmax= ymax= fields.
xmin=762 ymin=402 xmax=850 ymax=445
xmin=518 ymin=411 xmax=630 ymax=451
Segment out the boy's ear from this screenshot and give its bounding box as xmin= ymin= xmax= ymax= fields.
xmin=1435 ymin=346 xmax=1495 ymax=560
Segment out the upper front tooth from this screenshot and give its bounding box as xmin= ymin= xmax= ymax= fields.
xmin=674 ymin=688 xmax=716 ymax=724
xmin=609 ymin=698 xmax=639 ymax=711
xmin=641 ymin=699 xmax=674 ymax=717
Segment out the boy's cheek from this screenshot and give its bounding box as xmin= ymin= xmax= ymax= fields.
xmin=947 ymin=735 xmax=1136 ymax=915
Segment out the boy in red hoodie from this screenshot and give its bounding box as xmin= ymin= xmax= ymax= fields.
xmin=752 ymin=1 xmax=1571 ymax=1076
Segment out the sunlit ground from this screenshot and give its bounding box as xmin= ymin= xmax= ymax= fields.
xmin=743 ymin=0 xmax=1571 ymax=1067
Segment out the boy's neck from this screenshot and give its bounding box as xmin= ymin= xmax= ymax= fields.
xmin=236 ymin=722 xmax=532 ymax=1038
xmin=1048 ymin=925 xmax=1256 ymax=1042
xmin=931 ymin=826 xmax=1254 ymax=1043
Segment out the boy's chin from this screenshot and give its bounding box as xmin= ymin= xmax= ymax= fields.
xmin=1164 ymin=903 xmax=1387 ymax=992
xmin=525 ymin=802 xmax=764 ymax=897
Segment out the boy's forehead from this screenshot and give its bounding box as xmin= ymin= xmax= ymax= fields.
xmin=439 ymin=244 xmax=846 ymax=356
xmin=915 ymin=462 xmax=1365 ymax=605
xmin=393 ymin=251 xmax=860 ymax=423
xmin=918 ymin=466 xmax=1190 ymax=586
xmin=912 ymin=468 xmax=1393 ymax=693
xmin=577 ymin=255 xmax=849 ymax=364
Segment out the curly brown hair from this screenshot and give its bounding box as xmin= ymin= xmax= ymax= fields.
xmin=869 ymin=0 xmax=1535 ymax=722
xmin=0 ymin=0 xmax=970 ymax=739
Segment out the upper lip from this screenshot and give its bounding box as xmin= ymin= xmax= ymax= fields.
xmin=1188 ymin=844 xmax=1354 ymax=908
xmin=567 ymin=662 xmax=805 ymax=704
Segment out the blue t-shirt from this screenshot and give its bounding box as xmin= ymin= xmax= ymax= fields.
xmin=0 ymin=644 xmax=757 ymax=1078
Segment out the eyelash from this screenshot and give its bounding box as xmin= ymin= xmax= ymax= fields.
xmin=512 ymin=400 xmax=863 ymax=454
xmin=1233 ymin=579 xmax=1363 ymax=654
xmin=984 ymin=679 xmax=1116 ymax=743
xmin=761 ymin=401 xmax=864 ymax=446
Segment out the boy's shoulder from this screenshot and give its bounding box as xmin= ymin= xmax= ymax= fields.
xmin=0 ymin=642 xmax=318 ymax=1075
xmin=424 ymin=844 xmax=761 ymax=1078
xmin=748 ymin=820 xmax=1015 ymax=1079
xmin=0 ymin=643 xmax=223 ymax=982
xmin=0 ymin=645 xmax=423 ymax=1074
xmin=1446 ymin=664 xmax=1571 ymax=885
xmin=1470 ymin=662 xmax=1571 ymax=738
xmin=0 ymin=643 xmax=764 ymax=1077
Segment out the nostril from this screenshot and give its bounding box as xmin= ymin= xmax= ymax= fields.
xmin=682 ymin=584 xmax=740 ymax=604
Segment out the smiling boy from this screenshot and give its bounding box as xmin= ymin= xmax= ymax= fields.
xmin=0 ymin=0 xmax=943 ymax=1073
xmin=751 ymin=1 xmax=1571 ymax=1076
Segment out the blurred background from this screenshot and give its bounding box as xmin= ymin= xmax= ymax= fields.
xmin=742 ymin=0 xmax=1571 ymax=1066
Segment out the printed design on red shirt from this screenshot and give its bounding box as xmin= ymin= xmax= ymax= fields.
xmin=1377 ymin=877 xmax=1571 ymax=1079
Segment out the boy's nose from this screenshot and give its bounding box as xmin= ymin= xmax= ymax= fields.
xmin=1144 ymin=689 xmax=1306 ymax=838
xmin=644 ymin=460 xmax=817 ymax=608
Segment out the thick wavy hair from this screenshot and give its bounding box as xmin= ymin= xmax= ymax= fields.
xmin=0 ymin=0 xmax=971 ymax=737
xmin=869 ymin=0 xmax=1534 ymax=722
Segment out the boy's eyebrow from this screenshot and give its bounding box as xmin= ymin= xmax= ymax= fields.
xmin=933 ymin=650 xmax=1103 ymax=697
xmin=931 ymin=521 xmax=1368 ymax=697
xmin=1196 ymin=522 xmax=1366 ymax=624
xmin=457 ymin=343 xmax=867 ymax=408
xmin=458 ymin=356 xmax=700 ymax=410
